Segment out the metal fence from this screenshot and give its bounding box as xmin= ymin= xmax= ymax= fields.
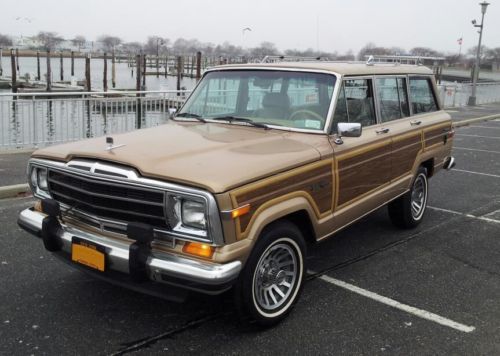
xmin=1 ymin=83 xmax=500 ymax=150
xmin=0 ymin=90 xmax=189 ymax=150
xmin=437 ymin=82 xmax=500 ymax=108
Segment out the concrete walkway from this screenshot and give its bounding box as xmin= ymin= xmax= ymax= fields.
xmin=0 ymin=102 xmax=499 ymax=198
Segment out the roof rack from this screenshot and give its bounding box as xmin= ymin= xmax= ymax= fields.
xmin=260 ymin=55 xmax=330 ymax=63
xmin=364 ymin=55 xmax=446 ymax=66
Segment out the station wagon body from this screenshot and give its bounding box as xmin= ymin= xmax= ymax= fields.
xmin=18 ymin=61 xmax=455 ymax=325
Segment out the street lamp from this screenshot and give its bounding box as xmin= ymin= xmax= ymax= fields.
xmin=468 ymin=1 xmax=490 ymax=106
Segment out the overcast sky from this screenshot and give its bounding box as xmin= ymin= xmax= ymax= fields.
xmin=2 ymin=0 xmax=499 ymax=54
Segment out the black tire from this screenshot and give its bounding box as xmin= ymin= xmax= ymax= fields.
xmin=234 ymin=220 xmax=306 ymax=326
xmin=388 ymin=166 xmax=428 ymax=229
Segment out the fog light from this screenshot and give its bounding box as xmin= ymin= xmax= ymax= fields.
xmin=182 ymin=242 xmax=215 ymax=259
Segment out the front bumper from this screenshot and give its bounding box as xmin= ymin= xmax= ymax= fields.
xmin=18 ymin=207 xmax=242 ymax=298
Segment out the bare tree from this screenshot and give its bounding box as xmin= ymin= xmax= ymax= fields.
xmin=144 ymin=36 xmax=170 ymax=54
xmin=37 ymin=31 xmax=63 ymax=50
xmin=0 ymin=33 xmax=13 ymax=47
xmin=98 ymin=35 xmax=122 ymax=52
xmin=466 ymin=45 xmax=489 ymax=61
xmin=71 ymin=35 xmax=86 ymax=51
xmin=122 ymin=42 xmax=143 ymax=54
xmin=357 ymin=43 xmax=392 ymax=60
xmin=486 ymin=47 xmax=500 ymax=63
xmin=250 ymin=41 xmax=279 ymax=58
xmin=409 ymin=47 xmax=443 ymax=57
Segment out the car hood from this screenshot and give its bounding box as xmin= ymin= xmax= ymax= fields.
xmin=32 ymin=121 xmax=323 ymax=193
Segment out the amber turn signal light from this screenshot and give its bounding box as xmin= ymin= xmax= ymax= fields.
xmin=182 ymin=242 xmax=215 ymax=259
xmin=231 ymin=204 xmax=251 ymax=219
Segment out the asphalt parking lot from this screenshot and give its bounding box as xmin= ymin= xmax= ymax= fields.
xmin=0 ymin=120 xmax=499 ymax=355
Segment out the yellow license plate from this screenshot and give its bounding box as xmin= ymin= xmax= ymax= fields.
xmin=71 ymin=238 xmax=105 ymax=272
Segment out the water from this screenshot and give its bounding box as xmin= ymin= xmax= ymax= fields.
xmin=0 ymin=56 xmax=197 ymax=91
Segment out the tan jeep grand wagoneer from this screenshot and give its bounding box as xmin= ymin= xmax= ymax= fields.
xmin=18 ymin=61 xmax=455 ymax=325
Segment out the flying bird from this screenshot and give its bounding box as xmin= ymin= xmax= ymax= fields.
xmin=242 ymin=27 xmax=252 ymax=34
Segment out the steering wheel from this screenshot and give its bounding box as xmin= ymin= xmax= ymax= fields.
xmin=289 ymin=109 xmax=324 ymax=122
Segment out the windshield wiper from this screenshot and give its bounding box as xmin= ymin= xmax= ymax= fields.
xmin=174 ymin=112 xmax=206 ymax=123
xmin=210 ymin=116 xmax=269 ymax=130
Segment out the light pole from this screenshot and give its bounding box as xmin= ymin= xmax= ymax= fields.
xmin=468 ymin=1 xmax=490 ymax=106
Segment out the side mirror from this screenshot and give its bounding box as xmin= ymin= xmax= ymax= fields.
xmin=333 ymin=122 xmax=362 ymax=145
xmin=168 ymin=108 xmax=177 ymax=119
xmin=337 ymin=122 xmax=362 ymax=137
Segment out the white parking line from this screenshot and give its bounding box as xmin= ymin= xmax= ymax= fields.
xmin=453 ymin=146 xmax=500 ymax=154
xmin=466 ymin=126 xmax=500 ymax=130
xmin=452 ymin=169 xmax=500 ymax=179
xmin=428 ymin=206 xmax=500 ymax=225
xmin=456 ymin=134 xmax=500 ymax=139
xmin=318 ymin=274 xmax=476 ymax=333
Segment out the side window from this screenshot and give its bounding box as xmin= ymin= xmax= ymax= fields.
xmin=409 ymin=77 xmax=438 ymax=114
xmin=375 ymin=77 xmax=410 ymax=122
xmin=344 ymin=79 xmax=377 ymax=127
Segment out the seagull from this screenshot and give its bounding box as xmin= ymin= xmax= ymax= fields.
xmin=242 ymin=27 xmax=252 ymax=35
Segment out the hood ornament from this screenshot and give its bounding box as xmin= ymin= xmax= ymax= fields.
xmin=105 ymin=137 xmax=126 ymax=151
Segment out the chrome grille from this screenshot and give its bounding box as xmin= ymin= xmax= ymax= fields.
xmin=48 ymin=169 xmax=169 ymax=230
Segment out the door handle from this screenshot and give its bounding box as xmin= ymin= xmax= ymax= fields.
xmin=410 ymin=120 xmax=422 ymax=126
xmin=376 ymin=128 xmax=390 ymax=134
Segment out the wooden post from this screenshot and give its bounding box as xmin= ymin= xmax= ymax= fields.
xmin=59 ymin=52 xmax=64 ymax=81
xmin=176 ymin=56 xmax=181 ymax=96
xmin=111 ymin=50 xmax=116 ymax=88
xmin=15 ymin=48 xmax=19 ymax=73
xmin=103 ymin=52 xmax=108 ymax=92
xmin=191 ymin=55 xmax=194 ymax=76
xmin=136 ymin=54 xmax=142 ymax=128
xmin=156 ymin=53 xmax=159 ymax=78
xmin=165 ymin=54 xmax=168 ymax=77
xmin=46 ymin=50 xmax=52 ymax=92
xmin=85 ymin=54 xmax=91 ymax=92
xmin=71 ymin=51 xmax=75 ymax=76
xmin=10 ymin=49 xmax=16 ymax=92
xmin=0 ymin=47 xmax=3 ymax=77
xmin=142 ymin=54 xmax=146 ymax=89
xmin=196 ymin=51 xmax=202 ymax=81
xmin=36 ymin=51 xmax=41 ymax=80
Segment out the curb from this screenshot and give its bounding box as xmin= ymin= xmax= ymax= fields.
xmin=0 ymin=184 xmax=31 ymax=200
xmin=454 ymin=113 xmax=500 ymax=128
xmin=0 ymin=149 xmax=35 ymax=156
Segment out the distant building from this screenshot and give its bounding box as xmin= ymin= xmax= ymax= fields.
xmin=12 ymin=35 xmax=43 ymax=49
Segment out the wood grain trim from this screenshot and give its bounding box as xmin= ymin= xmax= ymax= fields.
xmin=336 ymin=140 xmax=392 ymax=208
xmin=423 ymin=122 xmax=451 ymax=150
xmin=392 ymin=131 xmax=423 ymax=178
xmin=230 ymin=159 xmax=334 ymax=239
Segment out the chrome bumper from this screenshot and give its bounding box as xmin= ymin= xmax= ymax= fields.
xmin=18 ymin=207 xmax=242 ymax=296
xmin=443 ymin=156 xmax=456 ymax=170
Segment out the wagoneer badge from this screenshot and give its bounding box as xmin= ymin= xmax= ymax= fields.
xmin=105 ymin=137 xmax=126 ymax=151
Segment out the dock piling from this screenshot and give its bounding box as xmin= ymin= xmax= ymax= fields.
xmin=112 ymin=50 xmax=116 ymax=88
xmin=136 ymin=54 xmax=142 ymax=128
xmin=60 ymin=52 xmax=64 ymax=81
xmin=46 ymin=50 xmax=52 ymax=92
xmin=84 ymin=54 xmax=91 ymax=92
xmin=36 ymin=51 xmax=40 ymax=81
xmin=15 ymin=48 xmax=19 ymax=73
xmin=0 ymin=47 xmax=3 ymax=77
xmin=71 ymin=51 xmax=75 ymax=77
xmin=196 ymin=51 xmax=201 ymax=81
xmin=176 ymin=56 xmax=181 ymax=96
xmin=103 ymin=52 xmax=108 ymax=92
xmin=10 ymin=49 xmax=16 ymax=92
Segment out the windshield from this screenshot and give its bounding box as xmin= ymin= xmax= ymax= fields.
xmin=179 ymin=70 xmax=337 ymax=131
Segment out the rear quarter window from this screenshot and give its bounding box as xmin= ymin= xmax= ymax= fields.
xmin=409 ymin=77 xmax=438 ymax=114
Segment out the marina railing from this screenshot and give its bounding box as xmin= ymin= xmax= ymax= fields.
xmin=0 ymin=90 xmax=191 ymax=150
xmin=1 ymin=83 xmax=500 ymax=150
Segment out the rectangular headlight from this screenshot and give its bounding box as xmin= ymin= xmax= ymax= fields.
xmin=29 ymin=165 xmax=50 ymax=198
xmin=182 ymin=200 xmax=206 ymax=229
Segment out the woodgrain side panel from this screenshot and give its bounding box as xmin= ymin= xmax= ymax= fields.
xmin=231 ymin=160 xmax=333 ymax=235
xmin=424 ymin=123 xmax=451 ymax=149
xmin=392 ymin=132 xmax=422 ymax=178
xmin=336 ymin=142 xmax=391 ymax=207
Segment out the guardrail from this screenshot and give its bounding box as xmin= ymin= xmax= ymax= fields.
xmin=0 ymin=90 xmax=190 ymax=150
xmin=437 ymin=82 xmax=500 ymax=108
xmin=1 ymin=83 xmax=500 ymax=150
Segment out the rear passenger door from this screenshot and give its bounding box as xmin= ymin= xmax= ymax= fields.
xmin=374 ymin=75 xmax=441 ymax=197
xmin=330 ymin=77 xmax=392 ymax=210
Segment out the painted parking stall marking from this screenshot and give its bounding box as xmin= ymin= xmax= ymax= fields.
xmin=428 ymin=206 xmax=500 ymax=225
xmin=452 ymin=169 xmax=500 ymax=179
xmin=453 ymin=146 xmax=500 ymax=154
xmin=316 ymin=274 xmax=476 ymax=333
